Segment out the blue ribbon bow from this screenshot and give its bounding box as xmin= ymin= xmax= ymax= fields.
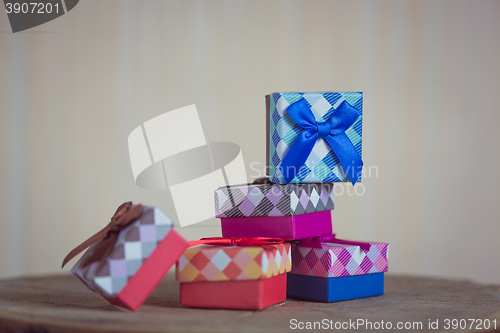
xmin=279 ymin=98 xmax=363 ymax=185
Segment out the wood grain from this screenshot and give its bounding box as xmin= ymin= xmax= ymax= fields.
xmin=0 ymin=273 xmax=499 ymax=333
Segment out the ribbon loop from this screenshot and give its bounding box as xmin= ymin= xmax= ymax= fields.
xmin=61 ymin=202 xmax=143 ymax=268
xmin=298 ymin=233 xmax=371 ymax=252
xmin=108 ymin=225 xmax=122 ymax=234
xmin=279 ymin=97 xmax=363 ymax=185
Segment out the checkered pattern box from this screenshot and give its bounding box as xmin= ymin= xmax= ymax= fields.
xmin=71 ymin=205 xmax=188 ymax=311
xmin=177 ymin=243 xmax=291 ymax=282
xmin=215 ymin=182 xmax=334 ymax=218
xmin=290 ymin=240 xmax=388 ymax=277
xmin=287 ymin=239 xmax=389 ymax=302
xmin=267 ymin=92 xmax=363 ymax=184
xmin=176 ymin=243 xmax=291 ymax=310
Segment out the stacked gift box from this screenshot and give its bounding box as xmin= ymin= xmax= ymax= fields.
xmin=215 ymin=181 xmax=334 ymax=240
xmin=287 ymin=235 xmax=389 ymax=302
xmin=266 ymin=91 xmax=389 ymax=303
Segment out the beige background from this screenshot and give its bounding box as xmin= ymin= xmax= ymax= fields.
xmin=1 ymin=0 xmax=499 ymax=284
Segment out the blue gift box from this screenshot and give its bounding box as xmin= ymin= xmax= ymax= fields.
xmin=287 ymin=273 xmax=384 ymax=302
xmin=267 ymin=92 xmax=363 ymax=184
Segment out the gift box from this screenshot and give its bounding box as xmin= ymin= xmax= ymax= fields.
xmin=63 ymin=202 xmax=189 ymax=311
xmin=215 ymin=181 xmax=334 ymax=218
xmin=176 ymin=239 xmax=291 ymax=310
xmin=287 ymin=234 xmax=388 ymax=302
xmin=266 ymin=92 xmax=363 ymax=185
xmin=221 ymin=210 xmax=333 ymax=241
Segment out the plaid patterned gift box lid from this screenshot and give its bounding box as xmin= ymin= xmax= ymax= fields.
xmin=214 ymin=182 xmax=334 ymax=218
xmin=71 ymin=205 xmax=175 ymax=297
xmin=290 ymin=240 xmax=389 ymax=278
xmin=267 ymin=92 xmax=363 ymax=184
xmin=176 ymin=243 xmax=291 ymax=282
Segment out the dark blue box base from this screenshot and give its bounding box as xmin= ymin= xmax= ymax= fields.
xmin=287 ymin=273 xmax=385 ymax=302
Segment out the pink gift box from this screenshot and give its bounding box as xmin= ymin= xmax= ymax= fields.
xmin=221 ymin=210 xmax=332 ymax=241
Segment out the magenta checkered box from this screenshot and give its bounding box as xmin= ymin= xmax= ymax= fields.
xmin=290 ymin=240 xmax=389 ymax=278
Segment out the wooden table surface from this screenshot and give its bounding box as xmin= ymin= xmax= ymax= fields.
xmin=0 ymin=273 xmax=499 ymax=333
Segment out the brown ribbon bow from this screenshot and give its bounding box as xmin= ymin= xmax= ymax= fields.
xmin=61 ymin=201 xmax=143 ymax=268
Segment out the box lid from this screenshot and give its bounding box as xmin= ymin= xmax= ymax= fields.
xmin=290 ymin=240 xmax=388 ymax=278
xmin=215 ymin=182 xmax=334 ymax=218
xmin=176 ymin=242 xmax=291 ymax=282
